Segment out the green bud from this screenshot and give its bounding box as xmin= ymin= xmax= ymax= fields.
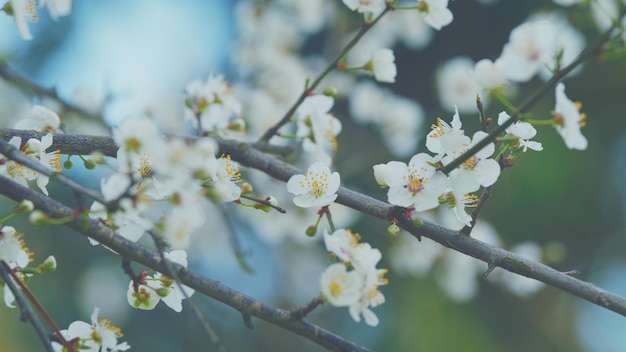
xmin=29 ymin=210 xmax=48 ymax=225
xmin=322 ymin=87 xmax=338 ymax=97
xmin=240 ymin=182 xmax=253 ymax=194
xmin=387 ymin=224 xmax=400 ymax=237
xmin=305 ymin=225 xmax=317 ymax=237
xmin=63 ymin=159 xmax=73 ymax=169
xmin=39 ymin=255 xmax=57 ymax=272
xmin=90 ymin=151 xmax=106 ymax=165
xmin=412 ymin=218 xmax=424 ymax=227
xmin=84 ymin=159 xmax=96 ymax=170
xmin=15 ymin=200 xmax=34 ymax=214
xmin=156 ymin=287 xmax=170 ymax=298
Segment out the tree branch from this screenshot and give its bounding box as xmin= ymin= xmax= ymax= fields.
xmin=2 ymin=129 xmax=626 ymax=318
xmin=0 ymin=63 xmax=104 ymax=123
xmin=0 ymin=173 xmax=373 ymax=352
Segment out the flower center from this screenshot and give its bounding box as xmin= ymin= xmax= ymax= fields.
xmin=407 ymin=174 xmax=424 ymax=194
xmin=463 ymin=155 xmax=479 ymax=170
xmin=301 ymin=170 xmax=330 ymax=199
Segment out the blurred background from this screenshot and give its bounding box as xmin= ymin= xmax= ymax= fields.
xmin=1 ymin=0 xmax=626 ymax=351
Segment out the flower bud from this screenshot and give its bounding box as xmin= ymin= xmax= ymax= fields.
xmin=39 ymin=255 xmax=57 ymax=272
xmin=240 ymin=183 xmax=253 ymax=194
xmin=305 ymin=225 xmax=317 ymax=237
xmin=228 ymin=118 xmax=246 ymax=132
xmin=90 ymin=151 xmax=106 ymax=165
xmin=15 ymin=200 xmax=34 ymax=214
xmin=84 ymin=159 xmax=96 ymax=170
xmin=322 ymin=87 xmax=338 ymax=97
xmin=63 ymin=159 xmax=74 ymax=169
xmin=29 ymin=210 xmax=48 ymax=225
xmin=156 ymin=287 xmax=170 ymax=298
xmin=387 ymin=224 xmax=400 ymax=237
xmin=265 ymin=196 xmax=278 ymax=207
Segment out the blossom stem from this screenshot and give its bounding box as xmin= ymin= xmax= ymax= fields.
xmin=325 ymin=207 xmax=336 ymax=233
xmin=257 ymin=7 xmax=390 ymax=144
xmin=0 ymin=211 xmax=17 ymax=223
xmin=491 ymin=90 xmax=518 ymax=113
xmin=521 ymin=118 xmax=555 ymax=126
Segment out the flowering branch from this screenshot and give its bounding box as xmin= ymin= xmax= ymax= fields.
xmin=0 ymin=173 xmax=373 ymax=352
xmin=257 ymin=7 xmax=390 ymax=144
xmin=439 ymin=7 xmax=626 ymax=175
xmin=4 ymin=129 xmax=626 ymax=318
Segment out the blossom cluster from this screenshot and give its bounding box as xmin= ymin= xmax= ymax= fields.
xmin=184 ymin=74 xmax=245 ymax=138
xmin=51 ymin=307 xmax=130 ymax=352
xmin=374 ymin=107 xmax=503 ymax=226
xmin=320 ymin=229 xmax=388 ymax=326
xmin=88 ymin=115 xmax=244 ymax=250
xmin=1 ymin=106 xmax=62 ymax=196
xmin=126 ymin=250 xmax=194 ymax=313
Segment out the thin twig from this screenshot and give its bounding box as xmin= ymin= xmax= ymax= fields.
xmin=257 ymin=8 xmax=390 ymax=144
xmin=0 ymin=261 xmax=56 ymax=352
xmin=0 ymin=260 xmax=74 ymax=352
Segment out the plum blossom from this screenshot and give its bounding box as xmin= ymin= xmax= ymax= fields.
xmin=498 ymin=111 xmax=543 ymax=152
xmin=445 ymin=131 xmax=501 ymax=193
xmin=127 ymin=250 xmax=195 ymax=312
xmin=417 ymin=0 xmax=453 ymax=31
xmin=349 ymin=81 xmax=424 ymax=157
xmin=426 ymin=106 xmax=470 ymax=160
xmin=342 ymin=0 xmax=387 ymax=16
xmin=184 ymin=74 xmax=243 ymax=137
xmin=373 ymin=153 xmax=448 ymax=212
xmin=287 ymin=162 xmax=340 ymax=208
xmin=553 ymin=83 xmax=587 ymax=150
xmin=366 ymin=49 xmax=397 ymax=83
xmin=294 ymin=95 xmax=342 ymax=165
xmin=498 ymin=20 xmax=558 ymax=82
xmin=14 ymin=105 xmax=61 ymax=132
xmin=320 ymin=263 xmax=362 ymax=306
xmin=51 ymin=307 xmax=130 ymax=352
xmin=437 ymin=56 xmax=485 ymax=113
xmin=470 ymin=58 xmax=508 ymax=91
xmin=321 ymin=229 xmax=388 ymax=326
xmin=1 ymin=134 xmax=62 ymax=196
xmin=0 ymin=226 xmax=31 ymax=308
xmin=6 ymin=0 xmax=38 ymax=40
xmin=39 ymin=0 xmax=72 ymax=20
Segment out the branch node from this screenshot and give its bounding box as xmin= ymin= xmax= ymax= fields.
xmin=290 ymin=297 xmax=323 ymax=320
xmin=483 ymin=259 xmax=499 ymax=278
xmin=241 ymin=312 xmax=254 ymax=330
